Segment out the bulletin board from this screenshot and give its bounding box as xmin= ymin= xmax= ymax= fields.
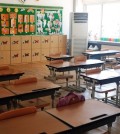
xmin=0 ymin=3 xmax=63 ymax=36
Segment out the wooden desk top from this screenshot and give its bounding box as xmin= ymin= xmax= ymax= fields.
xmin=81 ymin=69 xmax=120 ymax=81
xmin=0 ymin=69 xmax=24 ymax=76
xmin=83 ymin=50 xmax=120 ymax=55
xmin=0 ymin=87 xmax=15 ymax=99
xmin=47 ymin=59 xmax=104 ymax=69
xmin=46 ymin=99 xmax=120 ymax=127
xmin=5 ymin=79 xmax=61 ymax=95
xmin=46 ymin=54 xmax=73 ymax=59
xmin=0 ymin=111 xmax=70 ymax=134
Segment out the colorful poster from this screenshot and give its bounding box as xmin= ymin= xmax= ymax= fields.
xmin=10 ymin=12 xmax=17 ymax=19
xmin=1 ymin=28 xmax=9 ymax=34
xmin=24 ymin=15 xmax=29 ymax=23
xmin=18 ymin=14 xmax=23 ymax=23
xmin=30 ymin=15 xmax=35 ymax=23
xmin=30 ymin=25 xmax=35 ymax=32
xmin=1 ymin=21 xmax=9 ymax=27
xmin=18 ymin=24 xmax=23 ymax=33
xmin=25 ymin=24 xmax=29 ymax=32
xmin=1 ymin=14 xmax=9 ymax=20
xmin=11 ymin=19 xmax=16 ymax=27
xmin=10 ymin=28 xmax=17 ymax=34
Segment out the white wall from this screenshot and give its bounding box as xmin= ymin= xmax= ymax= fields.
xmin=0 ymin=0 xmax=73 ymax=38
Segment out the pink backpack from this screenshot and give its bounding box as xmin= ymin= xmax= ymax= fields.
xmin=56 ymin=92 xmax=85 ymax=108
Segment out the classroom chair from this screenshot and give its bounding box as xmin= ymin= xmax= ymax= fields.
xmin=0 ymin=106 xmax=37 ymax=120
xmin=85 ymin=68 xmax=116 ymax=103
xmin=50 ymin=59 xmax=73 ymax=88
xmin=74 ymin=54 xmax=87 ymax=63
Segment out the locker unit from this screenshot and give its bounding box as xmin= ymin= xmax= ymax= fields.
xmin=0 ymin=36 xmax=10 ymax=51
xmin=21 ymin=36 xmax=32 ymax=50
xmin=0 ymin=51 xmax=10 ymax=65
xmin=11 ymin=50 xmax=21 ymax=64
xmin=32 ymin=36 xmax=41 ymax=49
xmin=41 ymin=36 xmax=50 ymax=49
xmin=0 ymin=35 xmax=67 ymax=65
xmin=50 ymin=35 xmax=59 ymax=55
xmin=22 ymin=49 xmax=31 ymax=63
xmin=41 ymin=48 xmax=49 ymax=62
xmin=32 ymin=49 xmax=41 ymax=62
xmin=58 ymin=35 xmax=67 ymax=54
xmin=41 ymin=36 xmax=50 ymax=61
xmin=11 ymin=36 xmax=21 ymax=50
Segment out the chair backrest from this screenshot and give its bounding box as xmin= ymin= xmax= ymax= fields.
xmin=0 ymin=66 xmax=9 ymax=70
xmin=85 ymin=68 xmax=101 ymax=75
xmin=114 ymin=65 xmax=120 ymax=69
xmin=50 ymin=59 xmax=64 ymax=64
xmin=85 ymin=49 xmax=93 ymax=52
xmin=49 ymin=52 xmax=61 ymax=57
xmin=0 ymin=106 xmax=37 ymax=120
xmin=74 ymin=54 xmax=87 ymax=63
xmin=12 ymin=77 xmax=37 ymax=85
xmin=115 ymin=53 xmax=120 ymax=58
xmin=101 ymin=48 xmax=109 ymax=51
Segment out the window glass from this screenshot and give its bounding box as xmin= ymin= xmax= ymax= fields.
xmin=102 ymin=3 xmax=120 ymax=41
xmin=87 ymin=4 xmax=101 ymax=41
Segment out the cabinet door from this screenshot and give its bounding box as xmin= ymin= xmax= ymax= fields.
xmin=11 ymin=50 xmax=21 ymax=64
xmin=59 ymin=47 xmax=66 ymax=55
xmin=41 ymin=35 xmax=50 ymax=49
xmin=22 ymin=49 xmax=31 ymax=63
xmin=32 ymin=49 xmax=41 ymax=62
xmin=0 ymin=51 xmax=10 ymax=65
xmin=32 ymin=36 xmax=41 ymax=49
xmin=58 ymin=35 xmax=67 ymax=54
xmin=50 ymin=35 xmax=59 ymax=48
xmin=58 ymin=35 xmax=67 ymax=48
xmin=41 ymin=48 xmax=49 ymax=61
xmin=0 ymin=36 xmax=10 ymax=51
xmin=21 ymin=36 xmax=31 ymax=50
xmin=11 ymin=36 xmax=21 ymax=50
xmin=49 ymin=47 xmax=59 ymax=55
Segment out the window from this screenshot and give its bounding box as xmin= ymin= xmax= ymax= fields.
xmin=86 ymin=2 xmax=120 ymax=42
xmin=87 ymin=4 xmax=102 ymax=41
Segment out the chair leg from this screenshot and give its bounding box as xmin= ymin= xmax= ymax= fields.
xmin=105 ymin=93 xmax=108 ymax=103
xmin=66 ymin=78 xmax=68 ymax=87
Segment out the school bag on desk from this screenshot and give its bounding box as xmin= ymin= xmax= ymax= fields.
xmin=56 ymin=92 xmax=85 ymax=108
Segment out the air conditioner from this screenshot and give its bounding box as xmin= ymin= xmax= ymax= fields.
xmin=71 ymin=12 xmax=88 ymax=56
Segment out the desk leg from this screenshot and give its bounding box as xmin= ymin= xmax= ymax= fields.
xmin=7 ymin=102 xmax=12 ymax=110
xmin=91 ymin=81 xmax=95 ymax=99
xmin=116 ymin=82 xmax=119 ymax=106
xmin=51 ymin=94 xmax=54 ymax=108
xmin=107 ymin=123 xmax=112 ymax=134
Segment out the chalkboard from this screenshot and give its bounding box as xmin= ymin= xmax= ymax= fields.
xmin=0 ymin=3 xmax=63 ymax=36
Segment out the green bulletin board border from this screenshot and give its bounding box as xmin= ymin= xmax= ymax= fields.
xmin=0 ymin=3 xmax=63 ymax=36
xmin=0 ymin=3 xmax=63 ymax=10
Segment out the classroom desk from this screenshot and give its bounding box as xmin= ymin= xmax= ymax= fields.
xmin=83 ymin=50 xmax=120 ymax=59
xmin=0 ymin=111 xmax=71 ymax=134
xmin=46 ymin=99 xmax=120 ymax=134
xmin=46 ymin=59 xmax=104 ymax=91
xmin=45 ymin=54 xmax=74 ymax=61
xmin=0 ymin=69 xmax=24 ymax=82
xmin=80 ymin=69 xmax=120 ymax=105
xmin=5 ymin=79 xmax=61 ymax=107
xmin=0 ymin=87 xmax=15 ymax=109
